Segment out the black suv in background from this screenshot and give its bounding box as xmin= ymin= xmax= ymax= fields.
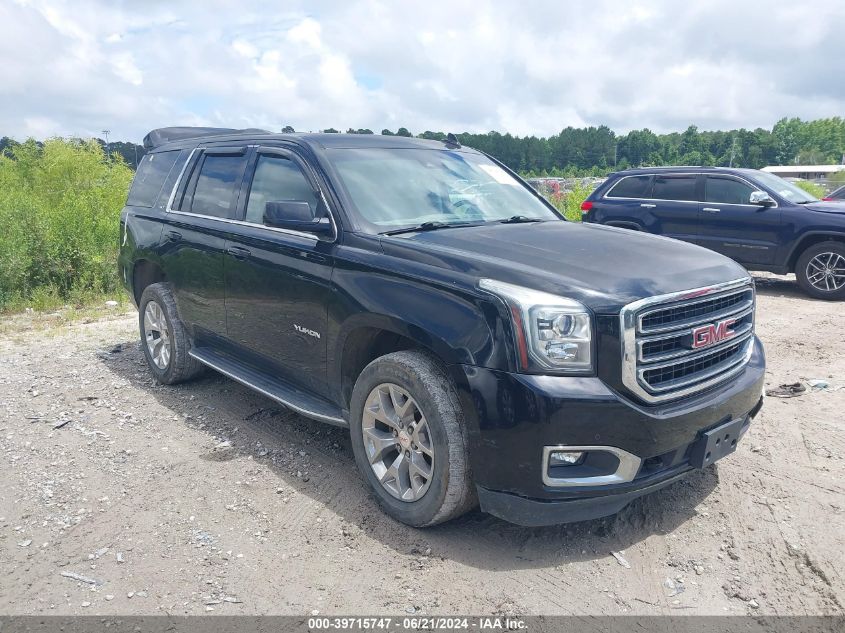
xmin=119 ymin=128 xmax=765 ymax=527
xmin=582 ymin=167 xmax=845 ymax=299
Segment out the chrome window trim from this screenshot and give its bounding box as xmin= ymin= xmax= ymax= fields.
xmin=164 ymin=147 xmax=198 ymax=212
xmin=542 ymin=445 xmax=641 ymax=487
xmin=163 ymin=146 xmax=339 ymax=243
xmin=620 ymin=277 xmax=755 ymax=404
xmin=604 ymin=172 xmax=779 ymax=208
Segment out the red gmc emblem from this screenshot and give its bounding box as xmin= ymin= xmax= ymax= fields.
xmin=691 ymin=318 xmax=737 ymax=349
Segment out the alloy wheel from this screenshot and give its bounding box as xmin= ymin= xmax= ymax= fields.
xmin=143 ymin=300 xmax=171 ymax=369
xmin=361 ymin=383 xmax=434 ymax=502
xmin=806 ymin=252 xmax=845 ymax=292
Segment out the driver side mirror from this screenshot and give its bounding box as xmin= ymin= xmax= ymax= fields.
xmin=263 ymin=200 xmax=333 ymax=237
xmin=749 ymin=191 xmax=775 ymax=207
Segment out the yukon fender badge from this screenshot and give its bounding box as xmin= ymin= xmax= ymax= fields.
xmin=293 ymin=324 xmax=321 ymax=339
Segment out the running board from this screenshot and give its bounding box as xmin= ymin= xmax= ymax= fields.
xmin=189 ymin=347 xmax=347 ymax=427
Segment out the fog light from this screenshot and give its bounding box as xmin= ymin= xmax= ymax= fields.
xmin=549 ymin=450 xmax=585 ymax=466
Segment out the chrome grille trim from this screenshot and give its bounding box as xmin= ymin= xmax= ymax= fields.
xmin=636 ymin=307 xmax=754 ymax=363
xmin=638 ymin=333 xmax=754 ymax=392
xmin=637 ymin=288 xmax=754 ymax=334
xmin=621 ymin=278 xmax=755 ymax=404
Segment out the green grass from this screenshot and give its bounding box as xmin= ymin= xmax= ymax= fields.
xmin=0 ymin=291 xmax=133 ymax=337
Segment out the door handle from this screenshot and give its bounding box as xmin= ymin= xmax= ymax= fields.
xmin=164 ymin=230 xmax=182 ymax=242
xmin=226 ymin=246 xmax=251 ymax=260
xmin=702 ymin=207 xmax=721 ymax=213
xmin=640 ymin=203 xmax=656 ymax=208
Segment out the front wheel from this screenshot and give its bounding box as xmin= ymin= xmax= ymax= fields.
xmin=795 ymin=241 xmax=845 ymax=300
xmin=349 ymin=351 xmax=476 ymax=527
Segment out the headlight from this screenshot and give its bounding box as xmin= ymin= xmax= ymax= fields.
xmin=479 ymin=278 xmax=594 ymax=374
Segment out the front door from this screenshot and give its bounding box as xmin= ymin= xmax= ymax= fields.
xmin=224 ymin=148 xmax=334 ymax=397
xmin=697 ymin=175 xmax=782 ymax=265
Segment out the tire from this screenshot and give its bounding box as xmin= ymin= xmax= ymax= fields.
xmin=795 ymin=241 xmax=845 ymax=300
xmin=349 ymin=350 xmax=476 ymax=527
xmin=138 ymin=282 xmax=204 ymax=384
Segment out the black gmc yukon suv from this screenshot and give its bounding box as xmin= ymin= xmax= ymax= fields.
xmin=119 ymin=128 xmax=765 ymax=527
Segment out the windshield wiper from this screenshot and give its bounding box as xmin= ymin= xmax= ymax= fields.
xmin=381 ymin=221 xmax=482 ymax=236
xmin=498 ymin=215 xmax=546 ymax=224
xmin=795 ymin=200 xmax=815 ymax=204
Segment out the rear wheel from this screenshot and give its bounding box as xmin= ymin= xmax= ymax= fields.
xmin=795 ymin=241 xmax=845 ymax=300
xmin=349 ymin=351 xmax=476 ymax=527
xmin=138 ymin=283 xmax=204 ymax=384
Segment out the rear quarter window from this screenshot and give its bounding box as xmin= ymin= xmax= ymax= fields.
xmin=126 ymin=151 xmax=180 ymax=207
xmin=606 ymin=175 xmax=652 ymax=199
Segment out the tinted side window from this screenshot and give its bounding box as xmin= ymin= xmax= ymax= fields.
xmin=126 ymin=151 xmax=179 ymax=207
xmin=652 ymin=175 xmax=697 ymax=201
xmin=189 ymin=154 xmax=247 ymax=218
xmin=245 ymin=155 xmax=318 ymax=224
xmin=705 ymin=177 xmax=754 ymax=205
xmin=607 ymin=175 xmax=652 ymax=198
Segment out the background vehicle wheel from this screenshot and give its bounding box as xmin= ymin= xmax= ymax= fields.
xmin=138 ymin=282 xmax=204 ymax=384
xmin=795 ymin=242 xmax=845 ymax=300
xmin=349 ymin=351 xmax=476 ymax=527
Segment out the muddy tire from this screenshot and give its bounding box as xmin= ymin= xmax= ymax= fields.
xmin=138 ymin=282 xmax=204 ymax=384
xmin=349 ymin=350 xmax=476 ymax=527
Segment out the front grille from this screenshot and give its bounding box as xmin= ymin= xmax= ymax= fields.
xmin=641 ymin=335 xmax=685 ymax=358
xmin=621 ymin=280 xmax=755 ymax=403
xmin=640 ymin=291 xmax=750 ymax=332
xmin=643 ymin=340 xmax=744 ymax=387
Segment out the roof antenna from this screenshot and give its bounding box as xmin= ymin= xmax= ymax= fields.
xmin=444 ymin=133 xmax=461 ymax=149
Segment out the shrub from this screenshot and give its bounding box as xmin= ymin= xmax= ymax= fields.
xmin=0 ymin=139 xmax=133 ymax=310
xmin=793 ymin=180 xmax=826 ymax=199
xmin=545 ymin=180 xmax=595 ymax=222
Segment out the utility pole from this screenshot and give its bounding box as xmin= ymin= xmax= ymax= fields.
xmin=102 ymin=129 xmax=111 ymax=162
xmin=133 ymin=143 xmax=138 ymax=169
xmin=729 ymin=137 xmax=738 ymax=167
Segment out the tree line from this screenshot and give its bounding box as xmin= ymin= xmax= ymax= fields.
xmin=2 ymin=117 xmax=844 ymax=177
xmin=326 ymin=117 xmax=845 ymax=176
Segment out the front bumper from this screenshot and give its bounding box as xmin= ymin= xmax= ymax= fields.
xmin=449 ymin=336 xmax=765 ymax=526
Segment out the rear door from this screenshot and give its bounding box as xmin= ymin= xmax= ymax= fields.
xmin=698 ymin=174 xmax=782 ymax=265
xmin=223 ymin=147 xmax=334 ymax=397
xmin=160 ymin=147 xmax=249 ymax=339
xmin=647 ymin=173 xmax=700 ymax=244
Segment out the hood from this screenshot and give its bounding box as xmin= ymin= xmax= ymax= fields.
xmin=803 ymin=202 xmax=845 ymax=214
xmin=379 ymin=221 xmax=749 ymax=313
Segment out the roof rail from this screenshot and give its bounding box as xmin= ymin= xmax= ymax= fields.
xmin=142 ymin=126 xmax=271 ymax=150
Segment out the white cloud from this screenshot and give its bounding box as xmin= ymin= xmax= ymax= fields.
xmin=1 ymin=0 xmax=844 ymax=141
xmin=110 ymin=52 xmax=143 ymax=85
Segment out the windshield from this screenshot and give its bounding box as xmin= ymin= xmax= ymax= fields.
xmin=327 ymin=148 xmax=560 ymax=233
xmin=753 ymin=171 xmax=818 ymax=203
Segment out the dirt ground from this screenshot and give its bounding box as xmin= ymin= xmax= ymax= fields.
xmin=1 ymin=273 xmax=843 ymax=616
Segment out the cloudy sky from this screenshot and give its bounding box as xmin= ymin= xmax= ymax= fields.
xmin=3 ymin=0 xmax=844 ymax=142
